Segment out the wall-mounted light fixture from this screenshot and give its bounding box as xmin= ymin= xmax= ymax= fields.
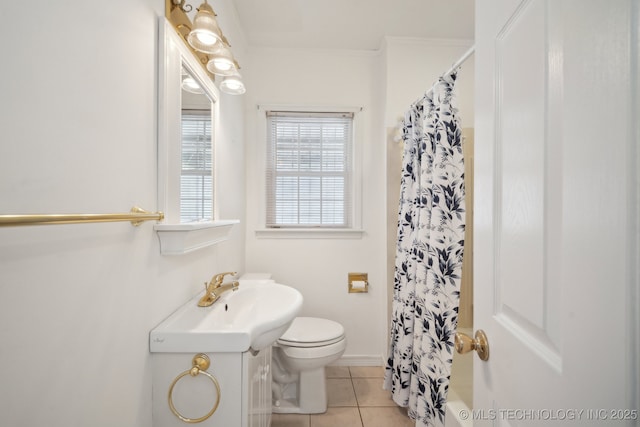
xmin=167 ymin=0 xmax=246 ymax=95
xmin=186 ymin=1 xmax=223 ymax=53
xmin=206 ymin=41 xmax=237 ymax=76
xmin=219 ymin=72 xmax=246 ymax=95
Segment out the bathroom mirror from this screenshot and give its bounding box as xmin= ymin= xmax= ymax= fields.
xmin=180 ymin=66 xmax=213 ymax=223
xmin=155 ymin=17 xmax=238 ymax=255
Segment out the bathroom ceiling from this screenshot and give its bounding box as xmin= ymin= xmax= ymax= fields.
xmin=229 ymin=0 xmax=475 ymax=51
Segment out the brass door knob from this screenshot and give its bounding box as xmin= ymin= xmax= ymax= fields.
xmin=455 ymin=329 xmax=490 ymax=361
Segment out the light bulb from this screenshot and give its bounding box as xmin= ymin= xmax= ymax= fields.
xmin=195 ymin=31 xmax=218 ymax=46
xmin=220 ymin=74 xmax=246 ymax=95
xmin=213 ymin=58 xmax=233 ymax=71
xmin=225 ymin=80 xmax=242 ymax=90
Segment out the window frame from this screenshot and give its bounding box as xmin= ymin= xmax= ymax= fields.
xmin=256 ymin=105 xmax=364 ymax=239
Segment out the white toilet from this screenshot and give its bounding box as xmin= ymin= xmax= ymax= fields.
xmin=271 ymin=316 xmax=346 ymax=414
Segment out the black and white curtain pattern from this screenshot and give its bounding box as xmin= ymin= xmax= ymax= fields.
xmin=383 ymin=71 xmax=466 ymax=427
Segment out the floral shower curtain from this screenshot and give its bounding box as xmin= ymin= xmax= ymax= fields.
xmin=383 ymin=71 xmax=466 ymax=427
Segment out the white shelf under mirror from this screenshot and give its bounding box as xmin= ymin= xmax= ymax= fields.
xmin=155 ymin=220 xmax=239 ymax=255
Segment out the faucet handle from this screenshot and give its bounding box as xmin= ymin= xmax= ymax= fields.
xmin=212 ymin=271 xmax=237 ymax=287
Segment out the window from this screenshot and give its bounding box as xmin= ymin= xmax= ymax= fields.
xmin=266 ymin=111 xmax=353 ymax=228
xmin=181 ymin=109 xmax=213 ymax=223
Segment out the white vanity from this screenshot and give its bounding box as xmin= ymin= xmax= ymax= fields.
xmin=151 ymin=350 xmax=272 ymax=427
xmin=150 ymin=278 xmax=302 ymax=427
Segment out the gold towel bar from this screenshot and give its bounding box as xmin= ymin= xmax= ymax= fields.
xmin=0 ymin=206 xmax=164 ymax=227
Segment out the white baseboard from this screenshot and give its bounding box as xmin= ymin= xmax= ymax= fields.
xmin=330 ymin=354 xmax=385 ymax=367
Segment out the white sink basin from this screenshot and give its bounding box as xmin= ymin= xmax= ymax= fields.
xmin=150 ymin=279 xmax=303 ymax=353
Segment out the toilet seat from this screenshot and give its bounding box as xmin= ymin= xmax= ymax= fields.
xmin=277 ymin=317 xmax=345 ymax=348
xmin=271 ymin=315 xmax=347 ymax=414
xmin=277 ymin=337 xmax=346 ymax=360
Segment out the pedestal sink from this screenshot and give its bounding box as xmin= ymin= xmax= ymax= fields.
xmin=150 ymin=278 xmax=303 ymax=353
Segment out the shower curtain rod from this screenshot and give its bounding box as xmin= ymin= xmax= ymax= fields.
xmin=443 ymin=45 xmax=475 ymax=78
xmin=420 ymin=45 xmax=475 ymax=102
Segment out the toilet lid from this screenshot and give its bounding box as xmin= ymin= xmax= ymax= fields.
xmin=278 ymin=317 xmax=345 ymax=347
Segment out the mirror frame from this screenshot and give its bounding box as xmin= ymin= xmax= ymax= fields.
xmin=157 ymin=17 xmax=219 ymax=222
xmin=155 ymin=17 xmax=237 ymax=255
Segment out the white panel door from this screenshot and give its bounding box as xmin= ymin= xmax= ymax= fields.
xmin=473 ymin=0 xmax=638 ymax=425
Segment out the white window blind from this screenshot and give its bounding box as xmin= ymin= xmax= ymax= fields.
xmin=266 ymin=111 xmax=353 ymax=228
xmin=181 ymin=109 xmax=213 ymax=223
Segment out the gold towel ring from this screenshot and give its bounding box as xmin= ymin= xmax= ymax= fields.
xmin=168 ymin=354 xmax=221 ymax=423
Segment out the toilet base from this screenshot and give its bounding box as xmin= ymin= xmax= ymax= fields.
xmin=272 ymin=367 xmax=328 ymax=414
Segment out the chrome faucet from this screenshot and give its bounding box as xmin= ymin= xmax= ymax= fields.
xmin=198 ymin=271 xmax=239 ymax=307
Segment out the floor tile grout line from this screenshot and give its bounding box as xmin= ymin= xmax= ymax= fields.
xmin=350 ymin=374 xmax=366 ymax=427
xmin=357 ymin=406 xmax=365 ymax=427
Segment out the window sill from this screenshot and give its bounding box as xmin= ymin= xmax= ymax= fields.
xmin=155 ymin=220 xmax=240 ymax=255
xmin=255 ymin=228 xmax=365 ymax=239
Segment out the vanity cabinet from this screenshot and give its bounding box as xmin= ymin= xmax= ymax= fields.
xmin=152 ymin=347 xmax=272 ymax=427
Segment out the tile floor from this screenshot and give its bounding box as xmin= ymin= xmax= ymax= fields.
xmin=270 ymin=366 xmax=414 ymax=427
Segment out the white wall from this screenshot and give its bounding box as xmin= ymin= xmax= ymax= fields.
xmin=0 ymin=1 xmax=245 ymax=426
xmin=243 ymin=47 xmax=388 ymax=364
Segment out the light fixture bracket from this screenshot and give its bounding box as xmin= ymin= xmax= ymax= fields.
xmin=171 ymin=0 xmax=193 ymax=13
